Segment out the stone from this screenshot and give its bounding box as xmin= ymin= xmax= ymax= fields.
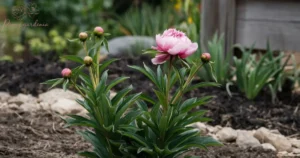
xmin=210 ymin=125 xmax=222 ymax=134
xmin=254 ymin=127 xmax=292 ymax=152
xmin=236 ymin=129 xmax=254 ymax=136
xmin=20 ymin=103 xmax=40 ymax=112
xmin=110 ymin=91 xmax=117 ymax=99
xmin=262 ymin=143 xmax=276 ymax=151
xmin=100 ymin=36 xmax=155 ymax=56
xmin=0 ymin=92 xmax=10 ymax=102
xmin=236 ymin=131 xmax=261 ymax=148
xmin=193 ymin=122 xmax=208 ymax=134
xmin=216 ymin=127 xmax=237 ymax=142
xmin=290 ymin=138 xmax=300 ymax=148
xmin=50 ymin=98 xmax=85 ymax=114
xmin=208 ymin=133 xmax=219 ymax=141
xmin=293 ymin=148 xmax=300 ymax=154
xmin=8 ymin=103 xmax=19 ymax=110
xmin=39 ymin=102 xmax=51 ymax=110
xmin=270 ymin=129 xmax=281 ymax=135
xmin=8 ymin=94 xmax=37 ymax=105
xmin=39 ymin=88 xmax=82 ymax=105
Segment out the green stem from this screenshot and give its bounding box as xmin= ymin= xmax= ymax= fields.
xmin=106 ymin=137 xmax=114 ymax=158
xmin=89 ymin=67 xmax=97 ymax=89
xmin=171 ymin=63 xmax=203 ymax=104
xmin=165 ymin=59 xmax=173 ymax=113
xmin=83 ymin=42 xmax=88 ymax=56
xmin=71 ymin=80 xmax=85 ymax=97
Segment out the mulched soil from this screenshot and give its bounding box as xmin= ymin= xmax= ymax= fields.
xmin=0 ymin=108 xmax=276 ymax=158
xmin=0 ymin=109 xmax=90 ymax=158
xmin=0 ymin=55 xmax=300 ymax=137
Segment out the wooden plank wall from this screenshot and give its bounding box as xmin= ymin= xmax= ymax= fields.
xmin=236 ymin=0 xmax=300 ymax=51
xmin=201 ymin=0 xmax=300 ymax=65
xmin=200 ymin=0 xmax=236 ymax=54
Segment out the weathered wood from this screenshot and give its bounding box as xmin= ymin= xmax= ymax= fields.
xmin=235 ymin=0 xmax=300 ymax=51
xmin=237 ymin=0 xmax=300 ymax=22
xmin=236 ymin=20 xmax=300 ymax=50
xmin=200 ymin=0 xmax=236 ymax=54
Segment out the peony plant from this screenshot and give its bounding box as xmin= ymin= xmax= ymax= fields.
xmin=43 ymin=27 xmax=221 ymax=158
xmin=125 ymin=29 xmax=221 ymax=157
xmin=43 ymin=26 xmax=145 ymax=157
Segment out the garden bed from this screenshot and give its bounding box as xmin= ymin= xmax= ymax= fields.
xmin=1 ymin=55 xmax=299 ymax=136
xmin=0 ymin=55 xmax=299 ymax=157
xmin=0 ymin=108 xmax=276 ymax=158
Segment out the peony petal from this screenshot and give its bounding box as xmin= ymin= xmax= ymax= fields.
xmin=168 ymin=42 xmax=189 ymax=55
xmin=178 ymin=43 xmax=198 ymax=59
xmin=151 ymin=54 xmax=170 ymax=65
xmin=156 ymin=35 xmax=178 ymax=52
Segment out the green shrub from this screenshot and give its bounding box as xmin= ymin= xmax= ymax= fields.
xmin=230 ymin=44 xmax=290 ymax=101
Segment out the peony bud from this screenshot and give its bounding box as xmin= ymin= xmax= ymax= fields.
xmin=79 ymin=32 xmax=88 ymax=42
xmin=61 ymin=68 xmax=72 ymax=78
xmin=84 ymin=56 xmax=93 ymax=66
xmin=201 ymin=53 xmax=211 ymax=63
xmin=94 ymin=26 xmax=104 ymax=37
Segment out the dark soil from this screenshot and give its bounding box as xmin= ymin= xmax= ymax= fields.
xmin=181 ymin=145 xmax=277 ymax=158
xmin=0 ymin=108 xmax=276 ymax=158
xmin=0 ymin=109 xmax=90 ymax=158
xmin=0 ymin=55 xmax=300 ymax=136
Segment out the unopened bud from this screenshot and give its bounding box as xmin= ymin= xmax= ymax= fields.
xmin=79 ymin=32 xmax=88 ymax=42
xmin=94 ymin=26 xmax=104 ymax=37
xmin=201 ymin=53 xmax=211 ymax=63
xmin=84 ymin=56 xmax=93 ymax=66
xmin=61 ymin=68 xmax=72 ymax=78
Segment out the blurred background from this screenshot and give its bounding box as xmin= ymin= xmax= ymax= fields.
xmin=0 ymin=0 xmax=202 ymax=62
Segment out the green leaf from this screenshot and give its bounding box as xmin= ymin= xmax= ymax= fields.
xmin=129 ymin=65 xmax=157 ymax=85
xmin=136 ymin=100 xmax=148 ymax=111
xmin=139 ymin=94 xmax=156 ymax=105
xmin=104 ymin=39 xmax=109 ymax=52
xmin=41 ymin=78 xmax=62 ymax=85
xmin=78 ymin=151 xmax=98 ymax=158
xmin=105 ymin=77 xmax=129 ymax=92
xmin=180 ymin=96 xmax=213 ymax=113
xmin=63 ymin=115 xmax=97 ymax=129
xmin=67 ymin=38 xmax=79 ymax=42
xmin=143 ymin=49 xmax=158 ymax=55
xmin=61 ymin=55 xmax=84 ymax=64
xmin=119 ymin=110 xmax=144 ymax=125
xmin=47 ymin=78 xmax=64 ymax=90
xmin=96 ymin=70 xmax=108 ymax=94
xmin=103 ymin=33 xmax=111 ymax=36
xmin=63 ymin=79 xmax=69 ymax=91
xmin=158 ymin=115 xmax=168 ymax=134
xmin=153 ymin=89 xmax=167 ymax=108
xmin=185 ymin=82 xmax=221 ymax=93
xmin=120 ymin=131 xmax=150 ymax=147
xmin=77 ymin=130 xmax=109 ymax=158
xmin=112 ymin=85 xmax=133 ymax=107
xmin=99 ymin=58 xmax=119 ymax=75
xmin=115 ymin=93 xmax=142 ymax=121
xmin=168 ymin=129 xmax=200 ymax=149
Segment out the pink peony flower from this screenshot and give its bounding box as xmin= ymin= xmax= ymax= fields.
xmin=94 ymin=26 xmax=104 ymax=36
xmin=79 ymin=32 xmax=88 ymax=42
xmin=61 ymin=68 xmax=72 ymax=78
xmin=201 ymin=53 xmax=211 ymax=63
xmin=151 ymin=28 xmax=198 ymax=65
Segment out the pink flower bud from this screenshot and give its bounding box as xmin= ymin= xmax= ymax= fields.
xmin=61 ymin=68 xmax=72 ymax=78
xmin=94 ymin=26 xmax=104 ymax=37
xmin=201 ymin=53 xmax=211 ymax=63
xmin=84 ymin=56 xmax=93 ymax=66
xmin=79 ymin=32 xmax=88 ymax=42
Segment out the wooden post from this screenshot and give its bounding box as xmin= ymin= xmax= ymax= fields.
xmin=201 ymin=0 xmax=236 ymax=55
